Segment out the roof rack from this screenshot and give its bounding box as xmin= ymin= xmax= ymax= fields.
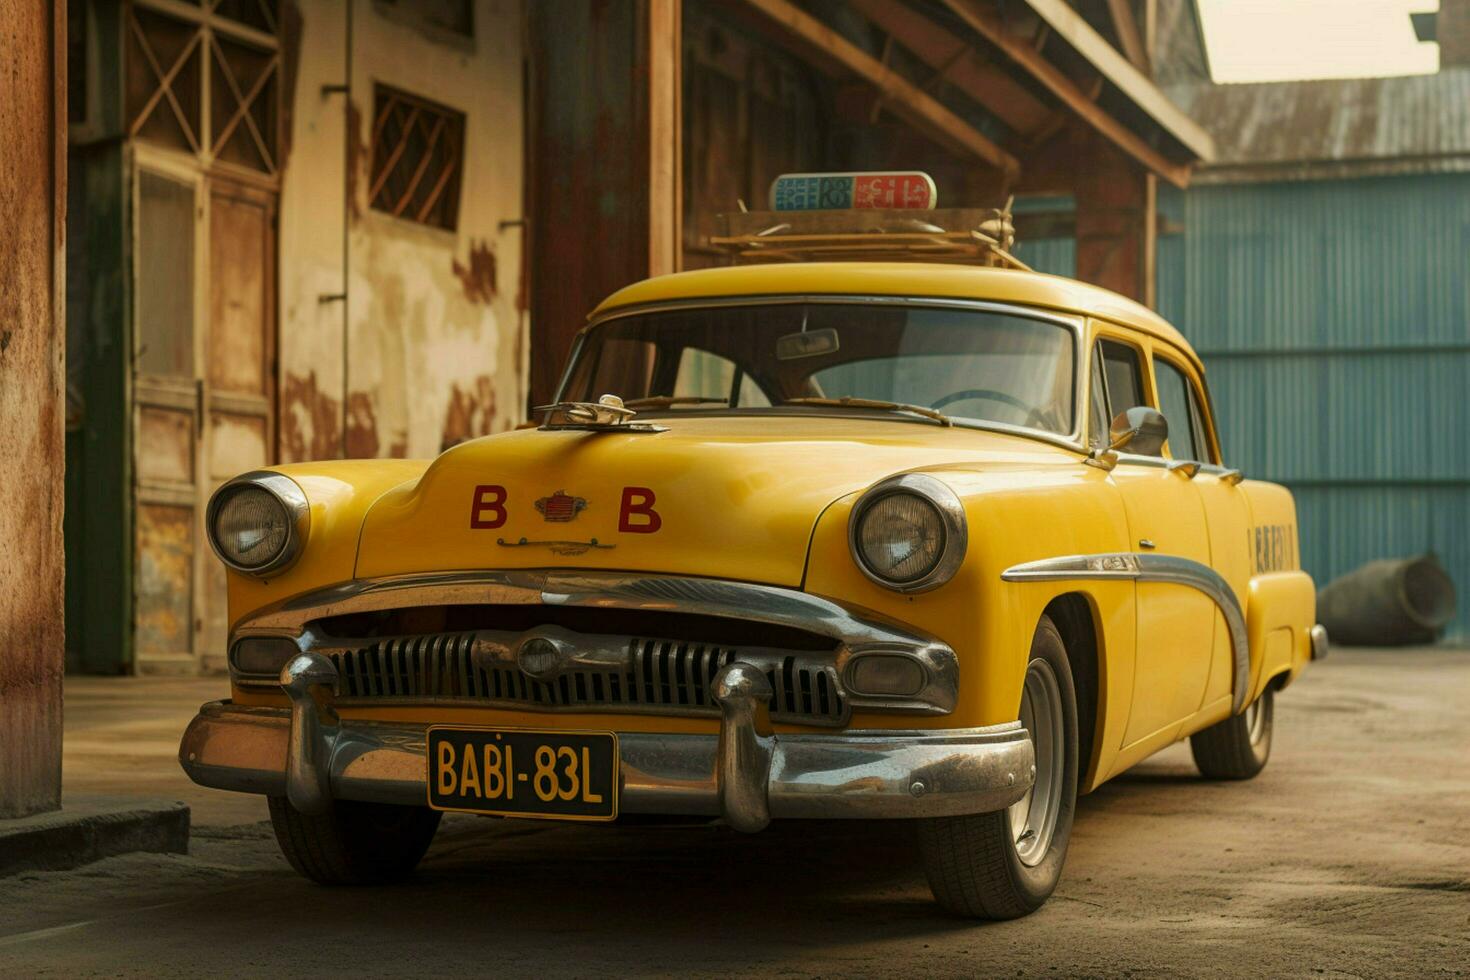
xmin=710 ymin=206 xmax=1029 ymax=270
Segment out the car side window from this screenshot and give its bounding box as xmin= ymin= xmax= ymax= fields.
xmin=1098 ymin=339 xmax=1145 ymax=414
xmin=1088 ymin=354 xmax=1110 ymax=450
xmin=1186 ymin=383 xmax=1215 ymax=463
xmin=1153 ymin=358 xmax=1199 ymax=461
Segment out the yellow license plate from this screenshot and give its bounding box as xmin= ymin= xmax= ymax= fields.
xmin=426 ymin=726 xmax=619 ymax=821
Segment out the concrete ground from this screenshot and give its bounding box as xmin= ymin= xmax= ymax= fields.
xmin=3 ymin=648 xmax=1466 ymax=977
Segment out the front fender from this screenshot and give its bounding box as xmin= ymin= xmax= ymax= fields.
xmin=802 ymin=462 xmax=1128 ymax=731
xmin=223 ymin=460 xmax=429 ymax=632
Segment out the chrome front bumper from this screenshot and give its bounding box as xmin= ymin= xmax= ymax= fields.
xmin=180 ymin=656 xmax=1034 ymax=832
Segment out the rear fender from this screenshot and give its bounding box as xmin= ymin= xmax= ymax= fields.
xmin=1245 ymin=571 xmax=1316 ymax=700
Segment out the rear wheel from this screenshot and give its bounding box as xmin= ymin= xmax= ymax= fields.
xmin=267 ymin=796 xmax=442 ymax=885
xmin=917 ymin=615 xmax=1079 ymax=919
xmin=1190 ymin=686 xmax=1274 ymax=780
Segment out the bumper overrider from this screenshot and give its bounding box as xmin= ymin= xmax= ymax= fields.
xmin=179 ymin=572 xmax=1036 ymax=831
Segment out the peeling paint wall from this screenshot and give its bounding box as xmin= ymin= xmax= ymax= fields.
xmin=279 ymin=0 xmax=526 ymax=463
xmin=0 ymin=0 xmax=65 ymax=818
xmin=278 ymin=0 xmax=348 ymax=462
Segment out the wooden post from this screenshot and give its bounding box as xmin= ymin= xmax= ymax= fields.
xmin=648 ymin=0 xmax=682 ymax=277
xmin=0 ymin=0 xmax=66 ymax=819
xmin=1073 ymin=129 xmax=1156 ymax=306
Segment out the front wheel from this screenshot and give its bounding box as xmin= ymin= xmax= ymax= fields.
xmin=916 ymin=615 xmax=1079 ymax=919
xmin=1190 ymin=686 xmax=1274 ymax=780
xmin=268 ymin=796 xmax=442 ymax=885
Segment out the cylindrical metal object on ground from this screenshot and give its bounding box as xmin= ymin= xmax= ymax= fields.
xmin=1317 ymin=554 xmax=1457 ymax=646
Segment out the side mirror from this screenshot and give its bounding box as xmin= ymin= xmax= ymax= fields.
xmin=1109 ymin=406 xmax=1168 ymax=457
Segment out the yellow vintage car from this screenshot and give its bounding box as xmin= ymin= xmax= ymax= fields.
xmin=181 ymin=261 xmax=1327 ymax=919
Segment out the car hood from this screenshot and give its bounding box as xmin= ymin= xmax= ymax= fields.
xmin=354 ymin=416 xmax=1065 ymax=587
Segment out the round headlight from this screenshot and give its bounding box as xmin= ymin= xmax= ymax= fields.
xmin=849 ymin=474 xmax=967 ymax=593
xmin=207 ymin=473 xmax=309 ymax=575
xmin=856 ymin=493 xmax=945 ymax=583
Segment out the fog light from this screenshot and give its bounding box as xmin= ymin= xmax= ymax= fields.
xmin=847 ymin=654 xmax=925 ymax=697
xmin=231 ymin=636 xmax=299 ymax=676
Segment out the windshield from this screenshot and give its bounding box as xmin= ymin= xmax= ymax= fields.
xmin=560 ymin=303 xmax=1077 ymax=436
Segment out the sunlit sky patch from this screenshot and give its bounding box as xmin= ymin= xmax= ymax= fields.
xmin=1198 ymin=0 xmax=1440 ymax=83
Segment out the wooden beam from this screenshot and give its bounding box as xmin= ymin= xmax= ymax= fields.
xmin=1018 ymin=0 xmax=1212 ymax=160
xmin=737 ymin=0 xmax=1020 ymax=181
xmin=940 ymin=0 xmax=1193 ymax=187
xmin=848 ymin=0 xmax=1052 ymax=137
xmin=648 ymin=0 xmax=682 ymax=276
xmin=1106 ymin=0 xmax=1150 ymax=74
xmin=1073 ymin=129 xmax=1155 ymax=303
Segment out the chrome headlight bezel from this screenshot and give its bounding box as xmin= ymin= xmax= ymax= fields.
xmin=848 ymin=473 xmax=968 ymax=594
xmin=206 ymin=471 xmax=311 ymax=576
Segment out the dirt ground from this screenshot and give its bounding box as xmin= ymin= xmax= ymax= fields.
xmin=3 ymin=647 xmax=1467 ymax=978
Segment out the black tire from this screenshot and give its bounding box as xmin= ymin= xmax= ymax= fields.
xmin=1190 ymin=686 xmax=1273 ymax=780
xmin=267 ymin=796 xmax=442 ymax=885
xmin=916 ymin=615 xmax=1080 ymax=919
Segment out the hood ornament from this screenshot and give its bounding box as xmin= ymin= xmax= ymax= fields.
xmin=533 ymin=394 xmax=668 ymax=433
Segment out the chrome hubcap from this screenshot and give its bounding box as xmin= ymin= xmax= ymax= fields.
xmin=1245 ymin=695 xmax=1268 ymax=746
xmin=1009 ymin=657 xmax=1064 ymax=867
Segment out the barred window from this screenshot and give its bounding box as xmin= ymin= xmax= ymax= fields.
xmin=369 ymin=86 xmax=466 ymax=232
xmin=124 ymin=1 xmax=281 ymax=174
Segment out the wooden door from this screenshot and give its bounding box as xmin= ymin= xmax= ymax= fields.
xmin=132 ymin=162 xmax=205 ymax=674
xmin=131 ymin=156 xmax=276 ymax=674
xmin=199 ymin=178 xmax=276 ymax=672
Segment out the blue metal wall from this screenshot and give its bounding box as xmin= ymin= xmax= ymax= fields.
xmin=1157 ymin=174 xmax=1470 ymax=637
xmin=1014 ymin=236 xmax=1076 ymax=278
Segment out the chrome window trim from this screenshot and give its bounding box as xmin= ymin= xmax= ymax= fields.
xmin=206 ymin=471 xmax=311 ymax=577
xmin=228 ymin=570 xmax=959 ymax=715
xmin=1001 ymin=552 xmax=1251 ymax=715
xmin=562 ymin=294 xmax=1089 ymax=453
xmin=847 ymin=473 xmax=968 ymax=595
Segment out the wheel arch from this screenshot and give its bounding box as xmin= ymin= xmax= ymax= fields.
xmin=1040 ymin=592 xmax=1104 ymax=794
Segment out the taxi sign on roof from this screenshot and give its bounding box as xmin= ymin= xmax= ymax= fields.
xmin=770 ymin=171 xmax=936 ymax=212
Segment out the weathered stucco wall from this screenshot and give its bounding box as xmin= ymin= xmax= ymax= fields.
xmin=0 ymin=0 xmax=65 ymax=818
xmin=278 ymin=0 xmax=350 ymax=462
xmin=278 ymin=0 xmax=526 ymax=463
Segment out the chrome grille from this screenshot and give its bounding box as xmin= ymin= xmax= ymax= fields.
xmin=326 ymin=631 xmax=848 ymax=726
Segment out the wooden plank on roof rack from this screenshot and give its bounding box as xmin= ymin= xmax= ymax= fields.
xmin=939 ymin=0 xmax=1198 ymax=188
xmin=736 ymin=0 xmax=1021 ymax=181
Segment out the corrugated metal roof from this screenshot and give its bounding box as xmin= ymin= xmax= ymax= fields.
xmin=1166 ymin=70 xmax=1470 ymax=182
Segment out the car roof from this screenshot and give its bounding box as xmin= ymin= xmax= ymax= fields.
xmin=591 ymin=262 xmax=1200 ymax=367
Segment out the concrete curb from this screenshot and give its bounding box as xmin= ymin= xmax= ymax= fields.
xmin=0 ymin=796 xmax=190 ymax=877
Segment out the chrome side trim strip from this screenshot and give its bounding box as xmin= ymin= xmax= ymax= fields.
xmin=1001 ymin=552 xmax=1251 ymax=714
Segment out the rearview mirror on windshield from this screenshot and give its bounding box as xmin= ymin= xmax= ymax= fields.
xmin=776 ymin=327 xmax=840 ymax=360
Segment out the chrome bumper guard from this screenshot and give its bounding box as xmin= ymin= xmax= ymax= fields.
xmin=180 ymin=655 xmax=1034 ymax=832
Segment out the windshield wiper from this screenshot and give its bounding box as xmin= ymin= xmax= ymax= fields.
xmin=783 ymin=396 xmax=953 ymax=426
xmin=621 ymin=396 xmax=731 ymax=409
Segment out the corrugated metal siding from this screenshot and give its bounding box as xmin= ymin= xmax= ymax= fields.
xmin=1015 ymin=236 xmax=1076 ymax=278
xmin=1158 ymin=174 xmax=1470 ymax=637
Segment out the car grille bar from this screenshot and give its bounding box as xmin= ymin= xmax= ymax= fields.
xmin=324 ymin=630 xmax=849 ymax=727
